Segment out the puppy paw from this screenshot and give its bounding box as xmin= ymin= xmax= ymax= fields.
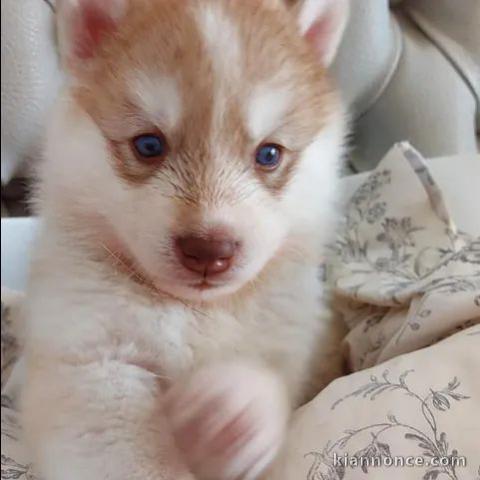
xmin=164 ymin=361 xmax=289 ymax=480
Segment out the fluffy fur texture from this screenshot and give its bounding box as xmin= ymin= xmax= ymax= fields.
xmin=21 ymin=1 xmax=349 ymax=479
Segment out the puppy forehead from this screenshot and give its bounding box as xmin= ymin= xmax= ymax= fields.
xmin=123 ymin=1 xmax=295 ymax=123
xmin=87 ymin=0 xmax=324 ymax=141
xmin=195 ymin=1 xmax=243 ymax=79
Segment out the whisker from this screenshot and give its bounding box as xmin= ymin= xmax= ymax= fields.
xmin=99 ymin=243 xmax=215 ymax=321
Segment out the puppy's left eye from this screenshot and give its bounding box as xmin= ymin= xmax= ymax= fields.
xmin=255 ymin=143 xmax=283 ymax=171
xmin=132 ymin=133 xmax=168 ymax=162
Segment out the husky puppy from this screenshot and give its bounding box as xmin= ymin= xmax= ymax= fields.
xmin=21 ymin=1 xmax=349 ymax=479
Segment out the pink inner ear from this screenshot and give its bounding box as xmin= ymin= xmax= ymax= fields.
xmin=73 ymin=2 xmax=117 ymax=60
xmin=304 ymin=14 xmax=334 ymax=63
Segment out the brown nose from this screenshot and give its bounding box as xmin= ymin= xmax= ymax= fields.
xmin=175 ymin=235 xmax=237 ymax=276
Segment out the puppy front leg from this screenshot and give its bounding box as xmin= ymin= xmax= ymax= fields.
xmin=22 ymin=359 xmax=193 ymax=480
xmin=165 ymin=360 xmax=290 ymax=480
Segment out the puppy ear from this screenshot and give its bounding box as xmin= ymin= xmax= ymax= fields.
xmin=296 ymin=0 xmax=349 ymax=66
xmin=57 ymin=0 xmax=127 ymax=68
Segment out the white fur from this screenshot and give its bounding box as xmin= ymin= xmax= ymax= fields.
xmin=128 ymin=73 xmax=183 ymax=131
xmin=196 ymin=3 xmax=242 ymax=80
xmin=22 ymin=2 xmax=349 ymax=480
xmin=246 ymin=83 xmax=294 ymax=140
xmin=195 ymin=2 xmax=243 ymax=140
xmin=282 ymin=108 xmax=347 ymax=240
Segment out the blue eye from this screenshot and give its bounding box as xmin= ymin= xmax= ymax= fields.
xmin=132 ymin=133 xmax=167 ymax=160
xmin=255 ymin=144 xmax=283 ymax=170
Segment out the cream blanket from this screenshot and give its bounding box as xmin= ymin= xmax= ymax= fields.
xmin=2 ymin=144 xmax=479 ymax=480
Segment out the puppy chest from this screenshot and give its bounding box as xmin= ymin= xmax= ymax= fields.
xmin=135 ymin=302 xmax=319 ymax=389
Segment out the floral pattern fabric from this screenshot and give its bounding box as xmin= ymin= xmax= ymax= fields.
xmin=331 ymin=143 xmax=480 ymax=371
xmin=2 ymin=288 xmax=34 ymax=480
xmin=271 ymin=327 xmax=479 ymax=480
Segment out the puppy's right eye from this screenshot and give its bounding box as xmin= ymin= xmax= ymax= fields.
xmin=132 ymin=133 xmax=168 ymax=163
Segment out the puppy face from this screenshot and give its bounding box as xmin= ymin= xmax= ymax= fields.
xmin=45 ymin=0 xmax=348 ymax=301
